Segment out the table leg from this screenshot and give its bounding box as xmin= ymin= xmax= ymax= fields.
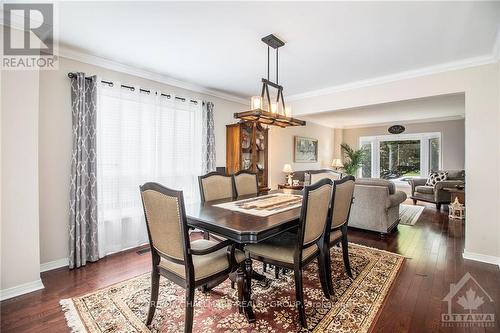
xmin=243 ymin=256 xmax=256 ymax=323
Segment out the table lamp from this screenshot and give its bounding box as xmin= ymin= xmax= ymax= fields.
xmin=282 ymin=164 xmax=293 ymax=185
xmin=331 ymin=158 xmax=343 ymax=170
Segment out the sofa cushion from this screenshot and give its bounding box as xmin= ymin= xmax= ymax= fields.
xmin=415 ymin=185 xmax=434 ymax=194
xmin=442 ymin=169 xmax=465 ymax=180
xmin=426 ymin=171 xmax=448 ymax=186
xmin=355 ymin=178 xmax=395 ymax=194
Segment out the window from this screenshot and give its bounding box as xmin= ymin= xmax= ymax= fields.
xmin=96 ymin=84 xmax=202 ymax=256
xmin=359 ymin=132 xmax=441 ymax=180
xmin=360 ymin=141 xmax=372 ymax=178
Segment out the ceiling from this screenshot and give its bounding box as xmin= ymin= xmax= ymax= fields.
xmin=56 ymin=2 xmax=500 ymax=99
xmin=302 ymin=93 xmax=465 ymax=129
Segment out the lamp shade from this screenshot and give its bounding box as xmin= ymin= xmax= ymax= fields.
xmin=331 ymin=158 xmax=343 ymax=168
xmin=282 ymin=164 xmax=293 ymax=173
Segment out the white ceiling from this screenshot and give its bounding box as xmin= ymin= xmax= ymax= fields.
xmin=57 ymin=1 xmax=500 ymax=99
xmin=302 ymin=93 xmax=465 ymax=129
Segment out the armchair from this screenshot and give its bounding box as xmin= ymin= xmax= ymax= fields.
xmin=409 ymin=170 xmax=465 ymax=210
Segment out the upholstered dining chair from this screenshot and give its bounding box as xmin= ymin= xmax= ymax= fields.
xmin=198 ymin=171 xmax=234 ymax=240
xmin=307 ymin=169 xmax=342 ymax=185
xmin=245 ymin=178 xmax=334 ymax=328
xmin=324 ymin=176 xmax=355 ymax=296
xmin=232 ymin=170 xmax=259 ymax=197
xmin=140 ymin=182 xmax=245 ymax=333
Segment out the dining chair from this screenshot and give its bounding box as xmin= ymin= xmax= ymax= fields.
xmin=245 ymin=178 xmax=334 ymax=328
xmin=232 ymin=170 xmax=259 ymax=197
xmin=232 ymin=170 xmax=282 ymax=276
xmin=140 ymin=182 xmax=245 ymax=333
xmin=198 ymin=171 xmax=234 ymax=240
xmin=307 ymin=169 xmax=342 ymax=185
xmin=325 ymin=175 xmax=355 ymax=296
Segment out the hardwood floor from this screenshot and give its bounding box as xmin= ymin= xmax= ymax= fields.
xmin=1 ymin=201 xmax=499 ymax=332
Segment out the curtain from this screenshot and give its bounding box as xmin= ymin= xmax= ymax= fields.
xmin=202 ymin=101 xmax=216 ymax=174
xmin=96 ymin=83 xmax=202 ymax=257
xmin=69 ymin=72 xmax=99 ymax=269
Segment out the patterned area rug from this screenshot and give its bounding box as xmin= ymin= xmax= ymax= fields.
xmin=399 ymin=204 xmax=425 ymax=226
xmin=61 ymin=244 xmax=404 ymax=333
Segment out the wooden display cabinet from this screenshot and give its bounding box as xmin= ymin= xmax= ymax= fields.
xmin=226 ymin=122 xmax=269 ymax=191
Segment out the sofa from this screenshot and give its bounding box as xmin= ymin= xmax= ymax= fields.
xmin=409 ymin=170 xmax=465 ymax=210
xmin=348 ymin=178 xmax=407 ymax=235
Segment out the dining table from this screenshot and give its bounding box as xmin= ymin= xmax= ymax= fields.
xmin=184 ymin=189 xmax=303 ymax=323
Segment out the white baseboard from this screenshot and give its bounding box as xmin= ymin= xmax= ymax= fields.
xmin=0 ymin=279 xmax=45 ymax=301
xmin=40 ymin=258 xmax=69 ymax=273
xmin=463 ymin=251 xmax=500 ymax=268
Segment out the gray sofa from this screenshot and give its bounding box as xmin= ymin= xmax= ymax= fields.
xmin=348 ymin=178 xmax=407 ymax=235
xmin=409 ymin=170 xmax=465 ymax=210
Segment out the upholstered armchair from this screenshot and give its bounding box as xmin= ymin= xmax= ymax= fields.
xmin=409 ymin=170 xmax=465 ymax=210
xmin=348 ymin=178 xmax=407 ymax=235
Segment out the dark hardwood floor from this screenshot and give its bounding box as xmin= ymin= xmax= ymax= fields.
xmin=1 ymin=201 xmax=499 ymax=332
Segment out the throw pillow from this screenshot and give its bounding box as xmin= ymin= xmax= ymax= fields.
xmin=426 ymin=171 xmax=448 ymax=186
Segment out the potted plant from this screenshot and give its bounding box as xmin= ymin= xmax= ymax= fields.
xmin=341 ymin=143 xmax=368 ymax=176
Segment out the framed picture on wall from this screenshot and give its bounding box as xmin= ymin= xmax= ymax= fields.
xmin=294 ymin=136 xmax=318 ymax=162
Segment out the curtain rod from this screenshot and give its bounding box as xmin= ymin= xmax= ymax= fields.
xmin=67 ymin=72 xmax=199 ymax=104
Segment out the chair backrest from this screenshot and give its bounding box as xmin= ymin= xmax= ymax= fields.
xmin=355 ymin=178 xmax=395 ymax=194
xmin=198 ymin=172 xmax=234 ymax=202
xmin=140 ymin=183 xmax=190 ymax=266
xmin=308 ymin=169 xmax=342 ymax=185
xmin=297 ymin=178 xmax=334 ymax=251
xmin=331 ymin=176 xmax=355 ymax=229
xmin=233 ymin=170 xmax=258 ymax=197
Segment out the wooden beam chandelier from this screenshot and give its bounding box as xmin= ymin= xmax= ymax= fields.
xmin=234 ymin=34 xmax=306 ymax=128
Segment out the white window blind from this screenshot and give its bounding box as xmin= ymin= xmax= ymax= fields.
xmin=96 ymin=83 xmax=202 ymax=257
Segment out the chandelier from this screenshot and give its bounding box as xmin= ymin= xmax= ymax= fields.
xmin=234 ymin=34 xmax=306 ymax=127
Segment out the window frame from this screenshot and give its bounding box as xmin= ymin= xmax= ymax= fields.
xmin=358 ymin=132 xmax=442 ymax=179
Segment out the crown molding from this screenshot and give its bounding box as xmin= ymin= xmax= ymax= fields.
xmin=288 ymin=53 xmax=499 ymax=102
xmin=58 ymin=45 xmax=248 ymax=105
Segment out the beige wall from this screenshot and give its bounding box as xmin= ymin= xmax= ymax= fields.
xmin=38 ymin=57 xmax=246 ymax=264
xmin=1 ymin=29 xmax=42 ymax=295
xmin=292 ymin=63 xmax=500 ymax=262
xmin=268 ymin=123 xmax=335 ymax=188
xmin=342 ymin=119 xmax=465 ymax=170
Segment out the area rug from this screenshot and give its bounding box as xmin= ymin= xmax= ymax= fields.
xmin=399 ymin=204 xmax=425 ymax=225
xmin=60 ymin=244 xmax=404 ymax=333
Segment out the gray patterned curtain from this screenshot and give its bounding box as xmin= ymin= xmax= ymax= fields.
xmin=69 ymin=72 xmax=99 ymax=269
xmin=202 ymin=101 xmax=216 ymax=173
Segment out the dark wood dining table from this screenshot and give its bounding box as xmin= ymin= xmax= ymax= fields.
xmin=184 ymin=189 xmax=303 ymax=322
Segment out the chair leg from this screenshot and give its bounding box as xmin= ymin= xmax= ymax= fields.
xmin=317 ymin=255 xmax=330 ymax=299
xmin=263 ymin=263 xmax=267 ymax=272
xmin=293 ymin=267 xmax=307 ymax=328
xmin=325 ymin=250 xmax=334 ymax=296
xmin=184 ymin=286 xmax=195 ymax=333
xmin=274 ymin=265 xmax=279 ymax=279
xmin=412 ymin=199 xmax=417 ymax=205
xmin=436 ymin=203 xmax=441 ymax=211
xmin=341 ymin=236 xmax=353 ymax=278
xmin=146 ymin=268 xmax=160 ymax=325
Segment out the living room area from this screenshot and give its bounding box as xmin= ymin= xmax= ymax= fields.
xmin=1 ymin=2 xmax=499 ymax=333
